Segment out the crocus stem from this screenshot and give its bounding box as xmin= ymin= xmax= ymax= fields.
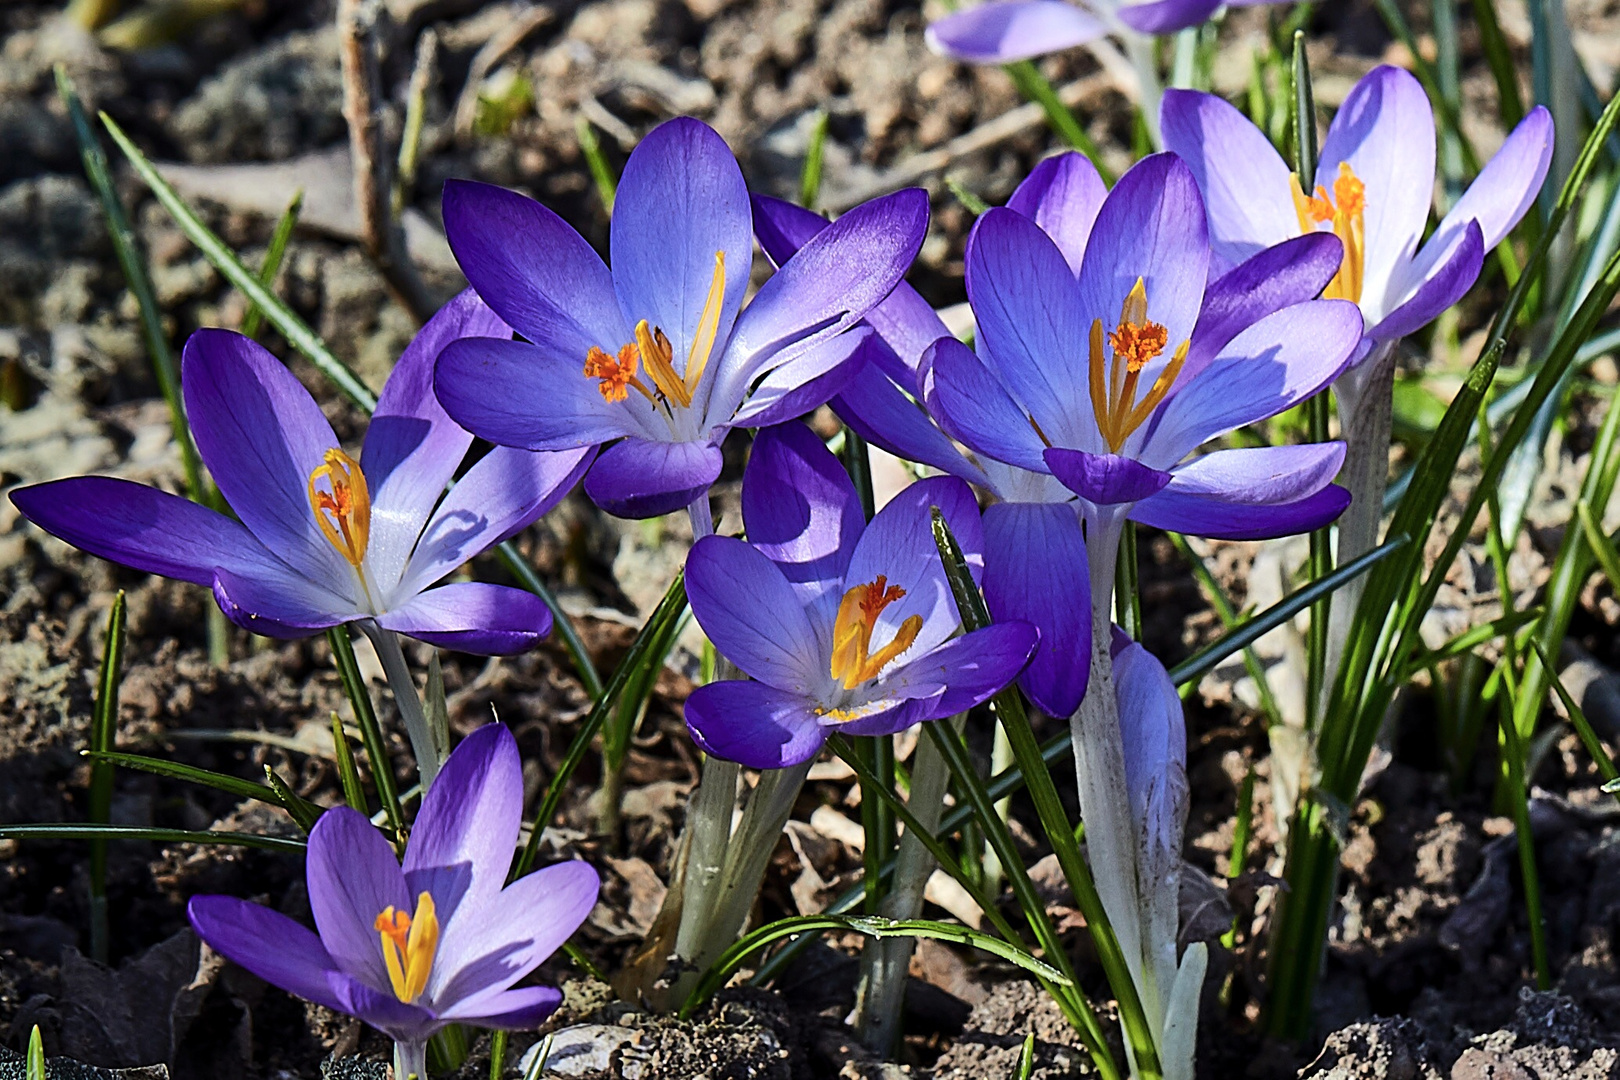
xmin=855 ymin=716 xmax=962 ymax=1055
xmin=363 ymin=623 xmax=443 ymax=790
xmin=394 ymin=1040 xmax=428 ymax=1080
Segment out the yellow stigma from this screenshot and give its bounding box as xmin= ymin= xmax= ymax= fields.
xmin=585 ymin=251 xmax=727 ymax=411
xmin=829 ymin=575 xmax=923 ymax=691
xmin=374 ymin=891 xmax=440 ymax=1004
xmin=1290 ymin=162 xmax=1366 ymax=304
xmin=308 ymin=448 xmax=371 ymax=567
xmin=1089 ymin=278 xmax=1189 ymax=454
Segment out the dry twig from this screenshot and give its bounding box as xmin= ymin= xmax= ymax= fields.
xmin=452 ymin=4 xmax=555 ymax=137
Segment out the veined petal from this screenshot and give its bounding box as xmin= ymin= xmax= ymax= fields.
xmin=187 ymin=896 xmax=346 ymax=1012
xmin=684 ymin=680 xmax=829 ymax=769
xmin=742 ymin=423 xmax=863 ymax=620
xmin=433 ymin=336 xmax=636 ymax=452
xmin=329 ymin=973 xmax=437 ymax=1045
xmin=833 ymin=361 xmax=991 ymax=488
xmin=982 ymin=501 xmax=1091 ymax=716
xmin=582 ymin=437 xmax=723 ymax=519
xmin=923 ymin=336 xmax=1051 ymax=473
xmin=1431 ymin=106 xmax=1553 ymax=253
xmin=611 ymin=118 xmax=753 ymax=373
xmin=827 ymin=696 xmax=938 ymax=739
xmin=1372 ymin=220 xmax=1484 ymax=343
xmin=1129 ymin=482 xmax=1349 ymax=540
xmin=879 ymin=622 xmax=1039 ymax=718
xmin=1112 ymin=640 xmax=1187 ymax=871
xmin=439 ymin=985 xmax=563 ymax=1028
xmin=212 ymin=566 xmax=355 ymax=639
xmin=1044 ymin=448 xmax=1172 ymax=506
xmin=728 ymin=325 xmax=870 ymax=429
xmin=377 ymin=583 xmax=553 ymax=656
xmin=1162 ymin=442 xmax=1345 ymax=504
xmin=925 ymin=0 xmax=1106 ymax=64
xmin=1116 ymin=0 xmax=1222 ymax=34
xmin=687 ymin=535 xmax=825 ymax=691
xmin=306 ymin=805 xmax=411 ymax=997
xmin=442 ymin=179 xmax=627 ymax=356
xmin=1007 ymin=151 xmax=1108 ymax=277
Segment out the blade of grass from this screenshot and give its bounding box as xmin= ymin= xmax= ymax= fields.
xmin=800 ymin=108 xmax=830 ymax=210
xmin=326 ymin=627 xmax=403 ymax=843
xmin=576 ymin=116 xmax=617 ymax=214
xmin=241 ymin=190 xmax=304 ymax=340
xmin=1169 ymin=534 xmax=1283 ymax=728
xmin=0 ymin=824 xmax=305 ymax=852
xmin=1533 ymin=638 xmax=1620 ymax=796
xmin=330 ymin=712 xmax=369 ymax=814
xmin=1471 ymin=0 xmax=1526 ymax=127
xmin=87 ymin=591 xmax=126 ymax=965
xmin=1003 ymin=61 xmax=1114 ymax=182
xmin=1496 ymin=662 xmax=1552 ymax=988
xmin=26 ymin=1025 xmax=44 ymax=1080
xmin=85 ymin=748 xmax=315 ymax=817
xmin=263 ymin=766 xmax=323 ymax=833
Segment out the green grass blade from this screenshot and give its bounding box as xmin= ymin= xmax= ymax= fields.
xmin=799 ymin=108 xmax=829 ymax=210
xmin=86 ymin=747 xmax=294 ymax=807
xmin=1577 ymin=499 xmax=1620 ymax=587
xmin=1495 ymin=665 xmax=1552 ymax=988
xmin=326 ymin=627 xmax=404 ymax=843
xmin=263 ymin=766 xmax=323 ymax=833
xmin=1471 ymin=0 xmax=1526 ymax=126
xmin=241 ymin=189 xmax=304 ymax=340
xmin=576 ymin=116 xmax=618 ymax=215
xmin=1003 ymin=61 xmax=1114 ymax=182
xmin=330 ymin=712 xmax=369 ymax=814
xmin=26 ymin=1026 xmax=44 ymax=1080
xmin=87 ymin=591 xmax=126 ymax=965
xmin=0 ymin=824 xmax=305 ymax=853
xmin=1533 ymin=639 xmax=1620 ymax=798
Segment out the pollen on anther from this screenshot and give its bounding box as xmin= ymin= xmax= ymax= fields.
xmin=585 ymin=343 xmax=639 ymax=403
xmin=1333 ymin=162 xmax=1366 ymax=216
xmin=1108 ymin=320 xmax=1170 ymax=372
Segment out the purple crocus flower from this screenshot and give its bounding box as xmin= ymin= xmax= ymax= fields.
xmin=681 ymin=422 xmax=1037 ymax=769
xmin=927 ymin=0 xmax=1287 ymax=66
xmin=189 ymin=724 xmax=598 ymax=1078
xmin=10 ymin=290 xmax=592 ymax=653
xmin=432 ymin=117 xmax=929 ymax=520
xmin=1161 ymin=67 xmax=1554 ymax=353
xmin=926 ymin=152 xmax=1362 ymax=545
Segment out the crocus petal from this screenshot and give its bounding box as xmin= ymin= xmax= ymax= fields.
xmin=1075 ymin=153 xmax=1209 ymax=370
xmin=879 ymin=622 xmax=1039 ymax=718
xmin=963 ymin=209 xmax=1092 ymax=448
xmin=684 ymin=679 xmax=829 ymax=768
xmin=1432 ymin=106 xmax=1554 ymax=252
xmin=1044 ymin=448 xmax=1172 ymax=505
xmin=741 ymin=422 xmax=863 ymax=619
xmin=362 ymin=290 xmax=506 ymax=592
xmin=440 ymin=985 xmax=563 ymax=1028
xmin=396 ymin=446 xmax=594 ymax=599
xmin=982 ymin=501 xmax=1091 ymax=716
xmin=728 ymin=325 xmax=870 ymax=429
xmin=431 ymin=860 xmax=598 ymax=1007
xmin=686 ymin=535 xmax=825 ymax=690
xmin=1160 ymin=88 xmax=1297 ymax=272
xmin=1372 ymin=220 xmax=1485 ymax=344
xmin=842 ymin=475 xmax=982 ymax=659
xmin=1112 ymin=640 xmax=1187 ymax=869
xmin=442 ymin=179 xmax=627 ymax=356
xmin=1116 ymin=0 xmax=1222 ymax=34
xmin=433 ymin=336 xmax=634 ymax=452
xmin=187 ymin=896 xmax=346 ymax=1012
xmin=823 ymin=695 xmax=937 ymax=740
xmin=923 ymin=336 xmax=1052 ymax=474
xmin=329 ymin=973 xmax=437 ymax=1045
xmin=1130 ymin=482 xmax=1350 ymax=540
xmin=306 ymin=805 xmax=411 ymax=997
xmin=1318 ymin=65 xmax=1436 ymax=313
xmin=833 ymin=362 xmax=991 ymax=488
xmin=181 ymin=328 xmax=351 ymax=589
xmin=1142 ymin=298 xmax=1362 ymax=466
xmin=212 ymin=566 xmax=354 ymax=639
xmin=611 ymin=118 xmax=752 ymax=373
xmin=925 ymin=0 xmax=1107 ymax=64
xmin=1164 ymin=442 xmax=1345 ymax=504
xmin=1007 ymin=151 xmax=1108 ymax=277
xmin=718 ymin=188 xmax=929 ymax=406
xmin=1180 ymin=233 xmax=1344 ymax=384
xmin=582 ymin=437 xmax=723 ymax=519
xmin=377 ymin=582 xmax=553 ymax=656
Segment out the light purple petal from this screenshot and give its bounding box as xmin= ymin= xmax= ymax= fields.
xmin=925 ymin=0 xmax=1106 ymax=64
xmin=1318 ymin=65 xmax=1436 ymax=313
xmin=686 ymin=534 xmax=824 ymax=691
xmin=718 ymin=188 xmax=929 ymax=407
xmin=1074 ymin=154 xmax=1209 ymax=378
xmin=433 ymin=336 xmax=632 ymax=451
xmin=397 ymin=446 xmax=594 ymax=598
xmin=181 ymin=328 xmax=351 ymax=589
xmin=742 ymin=422 xmax=863 ymax=620
xmin=1129 ymin=482 xmax=1349 ymax=540
xmin=1164 ymin=442 xmax=1345 ymax=504
xmin=843 ymin=475 xmax=981 ymax=660
xmin=1142 ymin=298 xmax=1362 ymax=466
xmin=1112 ymin=640 xmax=1187 ymax=867
xmin=879 ymin=622 xmax=1038 ymax=718
xmin=582 ymin=437 xmax=723 ymax=519
xmin=1044 ymin=448 xmax=1172 ymax=505
xmin=442 ymin=179 xmax=627 ymax=356
xmin=187 ymin=896 xmax=346 ymax=1012
xmin=1007 ymin=151 xmax=1108 ymax=277
xmin=431 ymin=860 xmax=598 ymax=1007
xmin=1180 ymin=233 xmax=1344 ymax=384
xmin=611 ymin=118 xmax=752 ymax=374
xmin=403 ymin=724 xmax=522 ymax=928
xmin=1371 ymin=220 xmax=1484 ymax=343
xmin=922 ymin=336 xmax=1050 ymax=474
xmin=440 ymin=985 xmax=563 ymax=1028
xmin=1159 ymin=88 xmax=1296 ymax=272
xmin=376 ymin=582 xmax=553 ymax=655
xmin=684 ymin=679 xmax=829 ymax=768
xmin=963 ymin=208 xmax=1092 ymax=447
xmin=729 ymin=325 xmax=870 ymax=429
xmin=211 ymin=566 xmax=354 ymax=639
xmin=306 ymin=805 xmax=410 ymax=997
xmin=1116 ymin=0 xmax=1222 ymax=34
xmin=982 ymin=501 xmax=1091 ymax=716
xmin=833 ymin=362 xmax=991 ymax=488
xmin=362 ymin=290 xmax=506 ymax=592
xmin=328 ymin=972 xmax=437 ymax=1044
xmin=1432 ymin=106 xmax=1553 ymax=253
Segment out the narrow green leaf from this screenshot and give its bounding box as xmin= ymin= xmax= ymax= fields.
xmin=1002 ymin=61 xmax=1113 ymax=182
xmin=26 ymin=1025 xmax=44 ymax=1080
xmin=945 ymin=177 xmax=990 ymax=216
xmin=520 ymin=1032 xmax=556 ymax=1080
xmin=241 ymin=189 xmax=304 ymax=340
xmin=85 ymin=748 xmax=308 ymax=814
xmin=1016 ymin=1031 xmax=1037 ymax=1080
xmin=327 ymin=627 xmax=404 ymax=843
xmin=264 ymin=766 xmax=323 ymax=833
xmin=576 ymin=116 xmax=617 ymax=214
xmin=0 ymin=824 xmax=304 ymax=853
xmin=1533 ymin=639 xmax=1620 ymax=797
xmin=330 ymin=712 xmax=369 ymax=815
xmin=1471 ymin=0 xmax=1526 ymax=126
xmin=88 ymin=591 xmax=126 ymax=965
xmin=1577 ymin=500 xmax=1620 ymax=588
xmin=799 ymin=109 xmax=829 ymax=210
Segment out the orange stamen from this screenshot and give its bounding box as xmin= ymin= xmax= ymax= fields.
xmin=829 ymin=575 xmax=923 ymax=690
xmin=1289 ymin=162 xmax=1366 ymax=304
xmin=1089 ymin=278 xmax=1188 ymax=454
xmin=308 ymin=448 xmax=371 ymax=567
xmin=373 ymin=892 xmax=439 ymax=1004
xmin=582 ymin=250 xmax=727 ymax=412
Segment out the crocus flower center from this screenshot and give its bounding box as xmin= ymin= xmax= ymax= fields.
xmin=1290 ymin=162 xmax=1366 ymax=304
xmin=374 ymin=891 xmax=440 ymax=1004
xmin=308 ymin=448 xmax=371 ymax=568
xmin=1089 ymin=278 xmax=1190 ymax=454
xmin=829 ymin=575 xmax=923 ymax=691
xmin=584 ymin=251 xmax=727 ymax=412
